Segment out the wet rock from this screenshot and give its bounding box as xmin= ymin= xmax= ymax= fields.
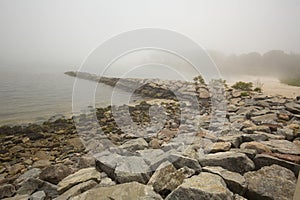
xmin=29 ymin=191 xmax=46 ymax=200
xmin=0 ymin=184 xmax=16 ymax=199
xmin=165 ymin=172 xmax=233 ymax=200
xmin=254 ymin=154 xmax=300 ymax=176
xmin=203 ymin=166 xmax=247 ymax=195
xmin=244 ymin=165 xmax=296 ymax=200
xmin=240 ymin=141 xmax=272 ymax=153
xmin=148 ymin=162 xmax=185 ymax=197
xmin=119 ymin=138 xmax=148 ymax=152
xmin=54 ymin=180 xmax=97 ymax=200
xmin=57 ymin=167 xmax=101 ymax=194
xmin=114 ymin=156 xmax=150 ymax=184
xmin=69 ymin=182 xmax=163 ymax=200
xmin=39 ymin=163 xmax=73 ymax=184
xmin=199 ymin=152 xmax=255 ymax=174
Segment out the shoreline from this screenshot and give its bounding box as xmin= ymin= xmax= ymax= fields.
xmin=1 ymin=79 xmax=300 ymax=199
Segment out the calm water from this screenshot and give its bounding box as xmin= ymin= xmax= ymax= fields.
xmin=0 ymin=70 xmax=133 ymax=126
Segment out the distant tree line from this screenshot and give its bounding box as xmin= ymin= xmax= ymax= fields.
xmin=209 ymin=50 xmax=300 ymax=86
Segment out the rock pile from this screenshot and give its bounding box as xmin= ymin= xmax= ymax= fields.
xmin=1 ymin=79 xmax=300 ymax=199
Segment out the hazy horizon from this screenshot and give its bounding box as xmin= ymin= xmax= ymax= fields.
xmin=0 ymin=0 xmax=300 ymax=74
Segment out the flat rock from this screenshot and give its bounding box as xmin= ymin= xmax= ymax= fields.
xmin=240 ymin=141 xmax=272 ymax=153
xmin=54 ymin=180 xmax=97 ymax=200
xmin=57 ymin=167 xmax=101 ymax=194
xmin=261 ymin=140 xmax=300 ymax=155
xmin=254 ymin=154 xmax=300 ymax=176
xmin=69 ymin=182 xmax=163 ymax=200
xmin=199 ymin=152 xmax=255 ymax=174
xmin=148 ymin=161 xmax=185 ymax=197
xmin=114 ymin=156 xmax=151 ymax=184
xmin=119 ymin=138 xmax=148 ymax=152
xmin=285 ymin=102 xmax=300 ymax=114
xmin=203 ymin=166 xmax=247 ymax=195
xmin=244 ymin=165 xmax=296 ymax=200
xmin=165 ymin=172 xmax=233 ymax=200
xmin=251 ymin=113 xmax=278 ymax=124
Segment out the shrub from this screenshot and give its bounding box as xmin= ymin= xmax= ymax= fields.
xmin=240 ymin=92 xmax=249 ymax=96
xmin=232 ymin=81 xmax=253 ymax=91
xmin=193 ymin=75 xmax=205 ymax=84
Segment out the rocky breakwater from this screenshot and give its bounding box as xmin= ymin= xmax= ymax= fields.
xmin=0 ymin=79 xmax=300 ymax=199
xmin=64 ymin=71 xmax=212 ymax=102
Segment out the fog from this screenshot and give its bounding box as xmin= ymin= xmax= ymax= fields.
xmin=0 ymin=0 xmax=300 ymax=78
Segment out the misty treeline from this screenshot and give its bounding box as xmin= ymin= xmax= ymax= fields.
xmin=209 ymin=50 xmax=300 ymax=85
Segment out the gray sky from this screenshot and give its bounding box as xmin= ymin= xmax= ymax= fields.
xmin=0 ymin=0 xmax=299 ymax=72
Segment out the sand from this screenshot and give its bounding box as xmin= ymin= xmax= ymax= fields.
xmin=226 ymin=75 xmax=300 ymax=98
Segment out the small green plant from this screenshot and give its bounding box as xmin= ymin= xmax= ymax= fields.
xmin=254 ymin=87 xmax=262 ymax=93
xmin=240 ymin=92 xmax=249 ymax=96
xmin=232 ymin=81 xmax=253 ymax=91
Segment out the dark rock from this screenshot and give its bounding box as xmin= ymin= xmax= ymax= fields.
xmin=0 ymin=184 xmax=16 ymax=199
xmin=39 ymin=163 xmax=73 ymax=184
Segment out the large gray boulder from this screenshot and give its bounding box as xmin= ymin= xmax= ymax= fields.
xmin=165 ymin=172 xmax=233 ymax=200
xmin=114 ymin=156 xmax=151 ymax=184
xmin=69 ymin=182 xmax=163 ymax=200
xmin=199 ymin=152 xmax=255 ymax=174
xmin=244 ymin=165 xmax=296 ymax=200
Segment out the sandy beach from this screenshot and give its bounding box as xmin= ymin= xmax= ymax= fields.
xmin=226 ymin=75 xmax=300 ymax=98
